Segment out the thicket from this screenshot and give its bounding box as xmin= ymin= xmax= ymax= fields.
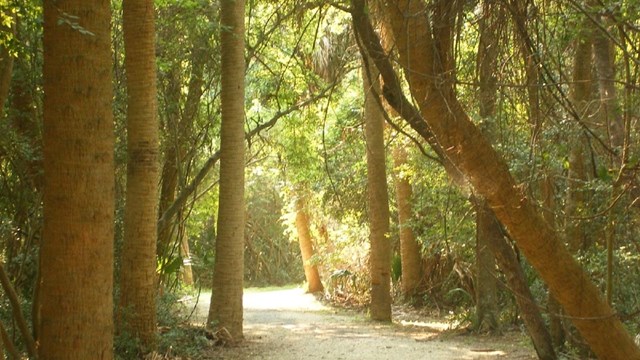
xmin=1 ymin=0 xmax=640 ymax=358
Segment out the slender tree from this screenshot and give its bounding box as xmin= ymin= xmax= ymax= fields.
xmin=475 ymin=0 xmax=501 ymax=331
xmin=40 ymin=0 xmax=115 ymax=357
xmin=295 ymin=195 xmax=324 ymax=293
xmin=363 ymin=56 xmax=392 ymax=321
xmin=119 ymin=0 xmax=160 ymax=350
xmin=207 ymin=0 xmax=246 ymax=340
xmin=392 ymin=144 xmax=422 ymax=299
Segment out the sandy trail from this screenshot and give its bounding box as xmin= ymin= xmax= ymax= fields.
xmin=190 ymin=287 xmax=536 ymax=359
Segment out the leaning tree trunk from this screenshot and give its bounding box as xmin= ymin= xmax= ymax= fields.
xmin=476 ymin=198 xmax=557 ymax=360
xmin=119 ymin=0 xmax=160 ymax=350
xmin=354 ymin=0 xmax=640 ymax=358
xmin=207 ymin=0 xmax=246 ymax=340
xmin=40 ymin=0 xmax=115 ymax=357
xmin=295 ymin=195 xmax=324 ymax=293
xmin=363 ymin=56 xmax=392 ymax=321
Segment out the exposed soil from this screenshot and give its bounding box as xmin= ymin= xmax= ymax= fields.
xmin=188 ymin=287 xmax=536 ymax=359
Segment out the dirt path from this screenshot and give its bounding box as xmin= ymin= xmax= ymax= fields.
xmin=190 ymin=287 xmax=536 ymax=359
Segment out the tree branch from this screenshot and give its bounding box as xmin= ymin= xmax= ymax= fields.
xmin=157 ymin=84 xmax=336 ymax=233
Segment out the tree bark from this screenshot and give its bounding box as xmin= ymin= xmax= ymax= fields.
xmin=476 ymin=200 xmax=557 ymax=360
xmin=0 ymin=14 xmax=14 ymax=114
xmin=353 ymin=0 xmax=640 ymax=357
xmin=566 ymin=22 xmax=594 ymax=253
xmin=541 ymin=175 xmax=565 ymax=350
xmin=40 ymin=0 xmax=114 ymax=357
xmin=474 ymin=200 xmax=499 ymax=332
xmin=363 ymin=56 xmax=392 ymax=321
xmin=119 ymin=0 xmax=160 ymax=350
xmin=592 ymin=16 xmax=624 ymax=153
xmin=295 ymin=196 xmax=324 ymax=293
xmin=207 ymin=0 xmax=246 ymax=340
xmin=475 ymin=0 xmax=500 ymax=332
xmin=393 ymin=145 xmax=422 ymax=299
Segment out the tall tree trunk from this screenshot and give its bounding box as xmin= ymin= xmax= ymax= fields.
xmin=207 ymin=0 xmax=246 ymax=340
xmin=476 ymin=198 xmax=557 ymax=360
xmin=475 ymin=0 xmax=500 ymax=332
xmin=592 ymin=17 xmax=623 ymax=154
xmin=295 ymin=195 xmax=323 ymax=293
xmin=354 ymin=0 xmax=640 ymax=357
xmin=516 ymin=3 xmax=565 ymax=352
xmin=392 ymin=145 xmax=422 ymax=299
xmin=474 ymin=201 xmax=499 ymax=331
xmin=363 ymin=57 xmax=392 ymax=321
xmin=566 ymin=23 xmax=594 ymax=253
xmin=40 ymin=0 xmax=114 ymax=357
xmin=119 ymin=0 xmax=160 ymax=350
xmin=541 ymin=175 xmax=565 ymax=350
xmin=157 ymin=64 xmax=181 ymax=263
xmin=0 ymin=14 xmax=14 ymax=114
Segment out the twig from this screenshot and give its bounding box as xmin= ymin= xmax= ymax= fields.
xmin=0 ymin=320 xmax=22 ymax=360
xmin=0 ymin=262 xmax=38 ymax=358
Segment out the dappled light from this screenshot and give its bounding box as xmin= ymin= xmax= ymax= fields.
xmin=5 ymin=0 xmax=640 ymax=357
xmin=191 ymin=287 xmax=535 ymax=359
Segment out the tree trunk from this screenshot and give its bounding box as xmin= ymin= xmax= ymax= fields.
xmin=180 ymin=233 xmax=194 ymax=285
xmin=207 ymin=0 xmax=246 ymax=340
xmin=566 ymin=23 xmax=594 ymax=253
xmin=356 ymin=0 xmax=640 ymax=357
xmin=474 ymin=200 xmax=499 ymax=332
xmin=119 ymin=0 xmax=160 ymax=350
xmin=476 ymin=198 xmax=557 ymax=360
xmin=40 ymin=0 xmax=114 ymax=357
xmin=393 ymin=145 xmax=422 ymax=299
xmin=157 ymin=64 xmax=181 ymax=263
xmin=592 ymin=17 xmax=624 ymax=153
xmin=475 ymin=0 xmax=500 ymax=332
xmin=0 ymin=15 xmax=14 ymax=114
xmin=363 ymin=56 xmax=392 ymax=321
xmin=541 ymin=175 xmax=565 ymax=350
xmin=295 ymin=196 xmax=324 ymax=293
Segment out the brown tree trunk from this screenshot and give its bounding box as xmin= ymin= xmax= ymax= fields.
xmin=180 ymin=233 xmax=194 ymax=285
xmin=295 ymin=196 xmax=324 ymax=293
xmin=40 ymin=0 xmax=114 ymax=357
xmin=541 ymin=175 xmax=565 ymax=350
xmin=475 ymin=0 xmax=500 ymax=332
xmin=475 ymin=198 xmax=557 ymax=360
xmin=119 ymin=0 xmax=160 ymax=350
xmin=474 ymin=200 xmax=499 ymax=332
xmin=566 ymin=23 xmax=594 ymax=253
xmin=393 ymin=145 xmax=422 ymax=299
xmin=363 ymin=56 xmax=392 ymax=321
xmin=592 ymin=17 xmax=624 ymax=153
xmin=207 ymin=0 xmax=246 ymax=340
xmin=355 ymin=0 xmax=640 ymax=357
xmin=157 ymin=64 xmax=181 ymax=263
xmin=0 ymin=14 xmax=14 ymax=114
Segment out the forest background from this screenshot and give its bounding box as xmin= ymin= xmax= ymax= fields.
xmin=1 ymin=0 xmax=640 ymax=359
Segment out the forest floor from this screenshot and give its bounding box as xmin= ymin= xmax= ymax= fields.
xmin=186 ymin=286 xmax=537 ymax=360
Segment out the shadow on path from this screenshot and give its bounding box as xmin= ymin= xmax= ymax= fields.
xmin=191 ymin=287 xmax=535 ymax=360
